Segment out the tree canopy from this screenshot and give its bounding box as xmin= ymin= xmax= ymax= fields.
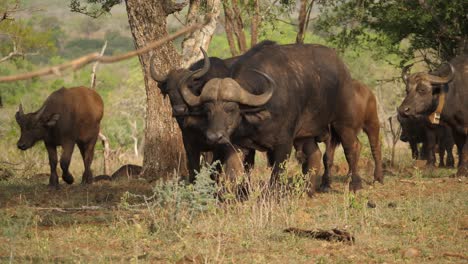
xmin=316 ymin=0 xmax=467 ymax=66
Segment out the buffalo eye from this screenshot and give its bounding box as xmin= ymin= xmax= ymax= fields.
xmin=416 ymin=85 xmax=428 ymax=94
xmin=223 ymin=103 xmax=237 ymax=113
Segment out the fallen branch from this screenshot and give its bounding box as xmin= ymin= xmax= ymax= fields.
xmin=0 ymin=23 xmax=203 ymax=83
xmin=284 ymin=227 xmax=355 ymax=243
xmin=33 ymin=206 xmax=108 ymax=212
xmin=442 ymin=252 xmax=468 ymax=260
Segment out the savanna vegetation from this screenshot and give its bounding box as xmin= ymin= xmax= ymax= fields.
xmin=0 ymin=0 xmax=466 ymax=262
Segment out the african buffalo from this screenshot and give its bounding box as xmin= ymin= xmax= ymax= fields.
xmin=398 ymin=55 xmax=467 ymax=176
xmin=149 ymin=49 xmax=254 ymax=182
xmin=179 ymin=41 xmax=379 ymax=191
xmin=314 ymin=80 xmax=382 ymax=191
xmin=16 ymin=87 xmax=104 ymax=187
xmin=398 ymin=114 xmax=455 ymax=167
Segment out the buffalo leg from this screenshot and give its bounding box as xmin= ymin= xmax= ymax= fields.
xmin=301 ymin=139 xmax=321 ymax=192
xmin=243 ymin=149 xmax=256 ymax=173
xmin=321 ymin=135 xmax=338 ymax=192
xmin=182 ymin=135 xmax=201 ymax=183
xmin=456 ymin=134 xmax=467 ymax=177
xmin=424 ymin=129 xmax=436 ymax=167
xmin=438 ymin=143 xmax=445 ymax=167
xmin=409 ymin=141 xmax=419 ymax=160
xmin=45 ymin=143 xmax=59 ymax=187
xmin=364 ymin=122 xmax=383 ymax=183
xmin=446 ymin=142 xmax=455 ymax=168
xmin=60 ymin=141 xmax=75 ymax=184
xmin=335 ymin=126 xmax=362 ymax=192
xmin=269 ymin=143 xmax=293 ymax=187
xmin=78 ymin=137 xmax=97 ymax=184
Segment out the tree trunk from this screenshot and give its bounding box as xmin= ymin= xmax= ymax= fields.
xmin=250 ymin=0 xmax=260 ymax=46
xmin=296 ymin=0 xmax=314 ymax=44
xmin=124 ymin=0 xmax=187 ymax=180
xmin=231 ymin=0 xmax=248 ymax=53
xmin=181 ymin=0 xmax=222 ymax=67
xmin=223 ymin=2 xmax=240 ymax=56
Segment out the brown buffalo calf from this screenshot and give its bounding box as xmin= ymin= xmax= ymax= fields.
xmin=319 ymin=80 xmax=382 ymax=191
xmin=16 ymin=87 xmax=104 ymax=187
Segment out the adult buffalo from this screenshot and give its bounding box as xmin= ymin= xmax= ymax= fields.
xmin=398 ymin=114 xmax=455 ymax=167
xmin=314 ymin=80 xmax=382 ymax=191
xmin=16 ymin=87 xmax=104 ymax=187
xmin=149 ymin=49 xmax=254 ymax=182
xmin=179 ymin=41 xmax=380 ymax=191
xmin=398 ymin=55 xmax=467 ymax=176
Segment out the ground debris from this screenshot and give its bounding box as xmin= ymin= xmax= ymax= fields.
xmin=284 ymin=227 xmax=355 ymax=243
xmin=442 ymin=252 xmax=468 ymax=260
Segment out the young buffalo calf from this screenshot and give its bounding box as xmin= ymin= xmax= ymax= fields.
xmin=16 ymin=86 xmax=104 ymax=187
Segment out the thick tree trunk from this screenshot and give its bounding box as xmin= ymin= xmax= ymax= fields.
xmin=181 ymin=0 xmax=222 ymax=67
xmin=124 ymin=0 xmax=187 ymax=180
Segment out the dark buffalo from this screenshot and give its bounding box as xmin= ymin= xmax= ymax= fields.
xmin=149 ymin=49 xmax=254 ymax=182
xmin=398 ymin=55 xmax=467 ymax=176
xmin=179 ymin=41 xmax=381 ymax=191
xmin=398 ymin=114 xmax=455 ymax=167
xmin=398 ymin=114 xmax=429 ymax=159
xmin=15 ymin=87 xmax=104 ymax=187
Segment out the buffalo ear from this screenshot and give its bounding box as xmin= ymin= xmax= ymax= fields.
xmin=45 ymin=113 xmax=60 ymax=127
xmin=242 ymin=110 xmax=271 ymax=125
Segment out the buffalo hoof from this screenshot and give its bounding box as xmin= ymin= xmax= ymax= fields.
xmin=349 ymin=178 xmax=363 ymax=192
xmin=373 ymin=176 xmax=384 ymax=184
xmin=62 ymin=174 xmax=74 ymax=184
xmin=456 ymin=166 xmax=467 ymax=177
xmin=48 ymin=183 xmax=60 ymax=190
xmin=318 ymin=184 xmax=332 ymax=193
xmin=81 ymin=177 xmax=93 ymax=185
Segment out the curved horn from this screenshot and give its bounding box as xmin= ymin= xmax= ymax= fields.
xmin=401 ymin=64 xmax=413 ymax=85
xmin=34 ymin=105 xmax=46 ymax=121
xmin=149 ymin=54 xmax=167 ymax=83
xmin=425 ymin=62 xmax=455 ymax=84
xmin=18 ymin=104 xmax=24 ymax=116
xmin=179 ymin=71 xmax=202 ymax=107
xmin=224 ymin=70 xmax=275 ymax=106
xmin=192 ymin=47 xmax=211 ymax=79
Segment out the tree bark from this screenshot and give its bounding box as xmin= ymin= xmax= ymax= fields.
xmin=250 ymin=0 xmax=260 ymax=46
xmin=231 ymin=0 xmax=248 ymax=53
xmin=296 ymin=0 xmax=314 ymax=44
xmin=223 ymin=1 xmax=240 ymax=56
xmin=124 ymin=0 xmax=187 ymax=180
xmin=181 ymin=0 xmax=222 ymax=67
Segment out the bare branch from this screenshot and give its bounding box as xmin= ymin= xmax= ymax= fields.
xmin=90 ymin=40 xmax=108 ymax=89
xmin=0 ymin=23 xmax=203 ymax=83
xmin=163 ymin=0 xmax=188 ymax=15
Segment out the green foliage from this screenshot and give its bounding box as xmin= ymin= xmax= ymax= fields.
xmin=0 ymin=19 xmax=57 ymax=58
xmin=316 ymin=0 xmax=467 ymax=63
xmin=69 ymin=0 xmax=122 ymax=18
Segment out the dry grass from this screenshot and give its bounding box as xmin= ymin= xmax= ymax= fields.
xmin=0 ymin=145 xmax=466 ymax=263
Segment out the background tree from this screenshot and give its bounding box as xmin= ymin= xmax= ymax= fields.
xmin=70 ymin=0 xmax=222 ymax=179
xmin=316 ymin=0 xmax=467 ymax=65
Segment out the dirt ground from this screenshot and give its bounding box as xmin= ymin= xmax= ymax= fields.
xmin=0 ymin=153 xmax=467 ymax=263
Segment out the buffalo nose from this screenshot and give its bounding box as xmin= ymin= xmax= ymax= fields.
xmin=206 ymin=131 xmax=223 ymax=143
xmin=398 ymin=106 xmax=410 ymax=117
xmin=17 ymin=143 xmax=27 ymax=150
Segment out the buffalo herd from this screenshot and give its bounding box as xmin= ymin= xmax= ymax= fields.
xmin=15 ymin=40 xmax=467 ymax=192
